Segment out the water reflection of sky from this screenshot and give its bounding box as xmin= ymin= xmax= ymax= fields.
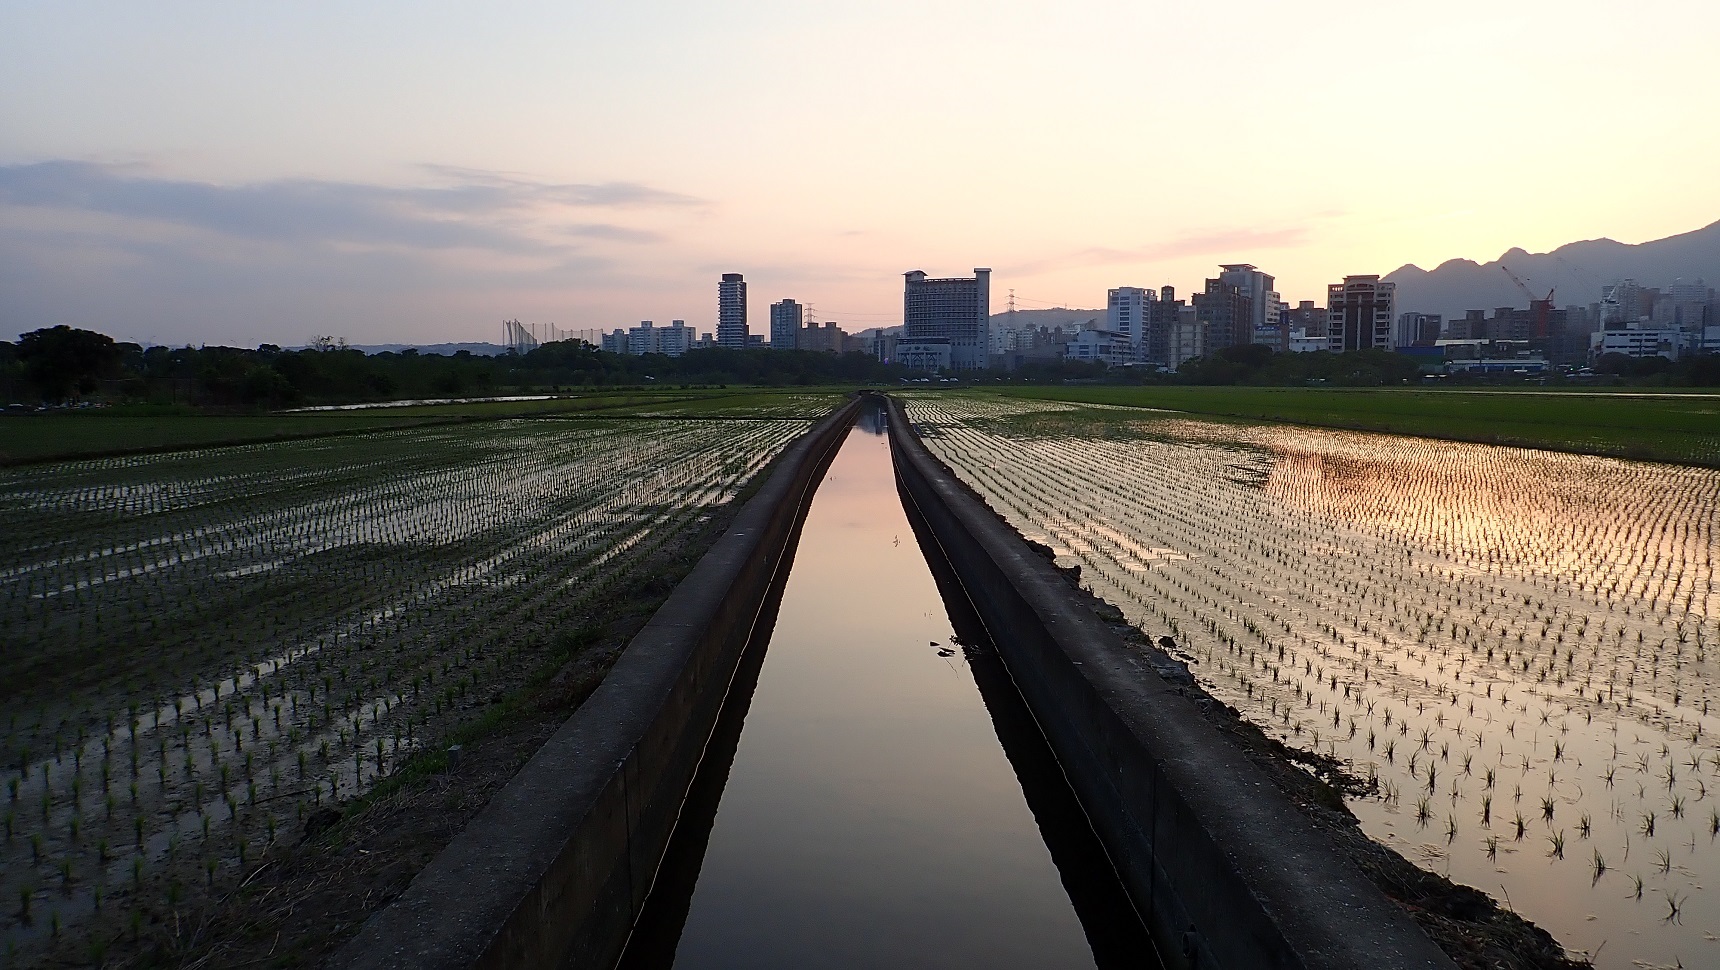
xmin=661 ymin=414 xmax=1101 ymax=970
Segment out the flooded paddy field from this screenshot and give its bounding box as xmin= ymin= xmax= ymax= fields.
xmin=908 ymin=394 xmax=1720 ymax=970
xmin=0 ymin=415 xmax=812 ymax=963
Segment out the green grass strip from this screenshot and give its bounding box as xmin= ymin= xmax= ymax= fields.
xmin=992 ymin=386 xmax=1720 ymax=467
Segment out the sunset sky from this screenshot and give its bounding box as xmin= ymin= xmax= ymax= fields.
xmin=5 ymin=0 xmax=1717 ymax=346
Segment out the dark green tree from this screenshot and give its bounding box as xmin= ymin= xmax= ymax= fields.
xmin=16 ymin=326 xmax=123 ymax=401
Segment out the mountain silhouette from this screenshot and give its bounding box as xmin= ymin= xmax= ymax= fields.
xmin=1384 ymin=219 xmax=1720 ymax=320
xmin=988 ymin=307 xmax=1105 ymax=330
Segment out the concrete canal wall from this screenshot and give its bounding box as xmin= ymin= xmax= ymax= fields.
xmin=336 ymin=399 xmax=860 ymax=970
xmin=884 ymin=394 xmax=1455 ymax=970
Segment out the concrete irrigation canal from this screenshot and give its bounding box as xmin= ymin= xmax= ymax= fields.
xmin=338 ymin=396 xmax=1454 ymax=970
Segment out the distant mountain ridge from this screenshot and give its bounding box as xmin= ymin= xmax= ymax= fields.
xmin=988 ymin=307 xmax=1105 ymax=330
xmin=1384 ymin=219 xmax=1720 ymax=321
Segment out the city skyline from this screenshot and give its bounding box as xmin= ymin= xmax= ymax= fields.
xmin=4 ymin=2 xmax=1719 ymax=347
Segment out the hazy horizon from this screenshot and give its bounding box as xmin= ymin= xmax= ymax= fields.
xmin=5 ymin=1 xmax=1718 ymax=347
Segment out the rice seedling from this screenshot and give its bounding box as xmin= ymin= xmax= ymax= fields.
xmin=0 ymin=410 xmax=822 ymax=959
xmin=1661 ymin=889 xmax=1685 ymax=923
xmin=907 ymin=393 xmax=1720 ymax=970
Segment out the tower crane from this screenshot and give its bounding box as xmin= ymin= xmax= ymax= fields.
xmin=1501 ymin=266 xmax=1554 ymax=339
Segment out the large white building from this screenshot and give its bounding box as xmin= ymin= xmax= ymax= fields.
xmin=1594 ymin=328 xmax=1689 ymax=360
xmin=1065 ymin=328 xmax=1134 ymax=367
xmin=1105 ymin=287 xmax=1151 ymax=361
xmin=903 ymin=268 xmax=991 ymax=370
xmin=1327 ymin=275 xmax=1396 ymax=352
xmin=602 ymin=320 xmax=699 ymax=357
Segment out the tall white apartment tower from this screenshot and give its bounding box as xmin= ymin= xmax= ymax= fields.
xmin=717 ymin=273 xmax=749 ymax=349
xmin=1106 ymin=287 xmax=1153 ymax=361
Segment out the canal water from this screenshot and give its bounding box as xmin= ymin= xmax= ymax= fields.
xmin=616 ymin=404 xmax=1155 ymax=969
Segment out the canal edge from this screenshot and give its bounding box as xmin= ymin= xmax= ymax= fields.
xmin=332 ymin=397 xmax=862 ymax=970
xmin=882 ymin=392 xmax=1456 ymax=970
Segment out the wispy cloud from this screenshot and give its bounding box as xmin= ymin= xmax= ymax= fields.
xmin=1004 ymin=225 xmax=1313 ymax=277
xmin=557 ymin=223 xmax=666 ymax=244
xmin=0 ymin=161 xmax=711 ymax=344
xmin=0 ymin=161 xmax=694 ymax=252
xmin=416 ymin=164 xmax=703 ymax=209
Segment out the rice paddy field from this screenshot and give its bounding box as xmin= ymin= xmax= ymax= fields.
xmin=0 ymin=398 xmax=836 ymax=963
xmin=0 ymin=388 xmax=847 ymax=466
xmin=999 ymin=386 xmax=1720 ymax=469
xmin=907 ymin=393 xmax=1720 ymax=970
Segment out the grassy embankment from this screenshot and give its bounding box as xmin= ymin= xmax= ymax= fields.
xmin=0 ymin=387 xmax=850 ymax=465
xmin=999 ymin=385 xmax=1720 ymax=467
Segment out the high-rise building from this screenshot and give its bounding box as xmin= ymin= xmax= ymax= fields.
xmin=1103 ymin=285 xmax=1192 ymax=364
xmin=770 ymin=299 xmax=803 ymax=350
xmin=1326 ymin=275 xmax=1396 ymax=352
xmin=1144 ymin=285 xmax=1184 ymax=366
xmin=1666 ymin=279 xmax=1713 ymax=329
xmin=717 ymin=273 xmax=748 ymax=349
xmin=1218 ymin=264 xmax=1280 ymax=349
xmin=903 ymin=268 xmax=991 ymax=370
xmin=1395 ymin=312 xmax=1442 ymax=348
xmin=1600 ymin=279 xmax=1652 ymax=328
xmin=1169 ymin=304 xmax=1204 ymax=370
xmin=1193 ymin=277 xmax=1253 ymax=353
xmin=1106 ymin=287 xmax=1152 ymax=361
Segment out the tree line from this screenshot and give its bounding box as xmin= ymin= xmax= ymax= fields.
xmin=4 ymin=326 xmax=1714 ymax=408
xmin=0 ymin=327 xmax=906 ymax=406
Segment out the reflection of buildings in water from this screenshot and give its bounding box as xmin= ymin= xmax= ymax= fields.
xmin=858 ymin=401 xmax=888 ymax=436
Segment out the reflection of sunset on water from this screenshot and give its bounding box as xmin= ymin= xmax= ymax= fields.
xmin=1243 ymin=427 xmax=1719 ymax=620
xmin=912 ymin=394 xmax=1720 ymax=970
